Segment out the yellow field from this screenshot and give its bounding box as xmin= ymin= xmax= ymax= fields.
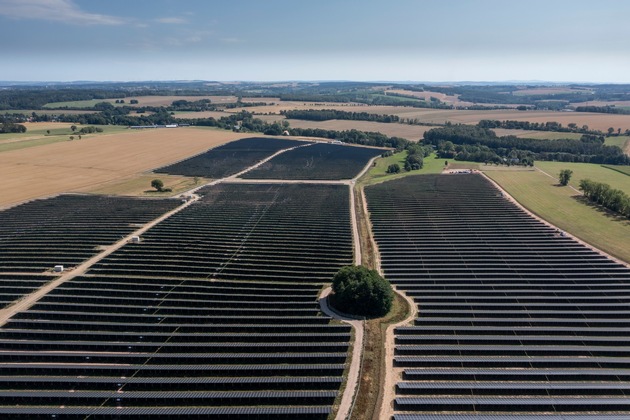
xmin=84 ymin=174 xmax=210 ymax=197
xmin=0 ymin=127 xmax=248 ymax=209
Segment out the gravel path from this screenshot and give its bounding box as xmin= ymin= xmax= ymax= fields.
xmin=319 ymin=287 xmax=365 ymax=420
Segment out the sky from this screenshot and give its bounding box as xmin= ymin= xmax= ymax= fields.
xmin=1 ymin=0 xmax=630 ymax=83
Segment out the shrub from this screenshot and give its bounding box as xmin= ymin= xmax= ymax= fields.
xmin=330 ymin=265 xmax=394 ymax=317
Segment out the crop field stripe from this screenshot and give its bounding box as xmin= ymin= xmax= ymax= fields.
xmin=365 ymin=174 xmax=630 ymax=417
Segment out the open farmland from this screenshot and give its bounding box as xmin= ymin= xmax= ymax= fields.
xmin=241 ymin=143 xmax=383 ymax=180
xmin=535 ymin=161 xmax=630 ymax=195
xmin=222 ymin=103 xmax=630 ymax=132
xmin=43 ymin=95 xmax=239 ymax=108
xmin=155 ymin=137 xmax=310 ymax=179
xmin=366 ymin=174 xmax=630 ymax=418
xmin=0 ymin=127 xmax=248 ymax=208
xmin=286 ymin=119 xmax=438 ymax=140
xmin=0 ymin=183 xmax=353 ymax=418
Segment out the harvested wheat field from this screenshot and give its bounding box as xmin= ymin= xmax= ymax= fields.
xmin=0 ymin=127 xmax=248 ymax=209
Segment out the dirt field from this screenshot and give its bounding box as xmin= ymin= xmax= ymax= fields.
xmin=0 ymin=127 xmax=247 ymax=209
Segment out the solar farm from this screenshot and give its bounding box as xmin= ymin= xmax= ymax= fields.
xmin=366 ymin=174 xmax=630 ymax=418
xmin=1 ymin=134 xmax=629 ymax=419
xmin=0 ymin=137 xmax=382 ymax=419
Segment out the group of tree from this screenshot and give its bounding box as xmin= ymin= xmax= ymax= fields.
xmin=0 ymin=121 xmax=26 ymax=133
xmin=424 ymin=125 xmax=629 ymax=165
xmin=280 ymin=109 xmax=400 ymax=123
xmin=329 ymin=265 xmax=393 ymax=317
xmin=575 ymin=105 xmax=630 ymax=115
xmin=286 ymin=127 xmax=409 ymax=149
xmin=404 ymin=143 xmax=431 ymax=171
xmin=579 ymin=179 xmax=630 ymax=218
xmin=478 ymin=119 xmax=602 ymax=135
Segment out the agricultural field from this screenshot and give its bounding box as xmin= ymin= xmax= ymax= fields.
xmin=0 ymin=183 xmax=354 ymax=418
xmin=43 ymin=95 xmax=239 ymax=108
xmin=222 ymin=103 xmax=630 ymax=132
xmin=0 ymin=127 xmax=247 ymax=208
xmin=603 ymin=134 xmax=630 ymax=149
xmin=286 ymin=119 xmax=437 ymax=140
xmin=241 ymin=143 xmax=383 ymax=180
xmin=491 ymin=129 xmax=585 ymax=140
xmin=486 ymin=169 xmax=630 ymax=263
xmin=155 ymin=137 xmax=309 ymax=179
xmin=534 ymin=161 xmax=630 ymax=195
xmin=0 ymin=123 xmax=126 ymax=153
xmin=84 ymin=173 xmax=209 ymax=197
xmin=366 ymin=174 xmax=630 ymax=417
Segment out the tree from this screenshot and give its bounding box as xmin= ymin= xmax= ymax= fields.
xmin=70 ymin=125 xmax=77 ymax=132
xmin=151 ymin=179 xmax=164 ymax=192
xmin=69 ymin=136 xmax=74 ymax=141
xmin=386 ymin=163 xmax=401 ymax=174
xmin=46 ymin=130 xmax=50 ymax=135
xmin=329 ymin=265 xmax=394 ymax=317
xmin=559 ymin=169 xmax=573 ymax=186
xmin=405 ymin=154 xmax=423 ymax=171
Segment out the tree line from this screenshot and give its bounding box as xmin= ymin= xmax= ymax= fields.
xmin=280 ymin=109 xmax=400 ymax=123
xmin=579 ymin=179 xmax=630 ymax=218
xmin=575 ymin=105 xmax=630 ymax=115
xmin=478 ymin=119 xmax=602 ymax=135
xmin=423 ymin=125 xmax=629 ymax=165
xmin=0 ymin=121 xmax=26 ymax=133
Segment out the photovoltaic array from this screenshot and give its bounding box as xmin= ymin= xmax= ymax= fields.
xmin=154 ymin=137 xmax=310 ymax=178
xmin=0 ymin=183 xmax=354 ymax=418
xmin=366 ymin=174 xmax=630 ymax=418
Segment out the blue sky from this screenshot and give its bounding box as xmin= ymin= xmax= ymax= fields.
xmin=1 ymin=0 xmax=630 ymax=82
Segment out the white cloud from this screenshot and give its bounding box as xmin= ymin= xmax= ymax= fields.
xmin=155 ymin=17 xmax=187 ymax=24
xmin=0 ymin=0 xmax=125 ymax=25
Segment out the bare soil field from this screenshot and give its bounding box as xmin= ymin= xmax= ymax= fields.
xmin=286 ymin=119 xmax=438 ymax=140
xmin=174 ymin=110 xmax=231 ymax=119
xmin=0 ymin=127 xmax=247 ymax=209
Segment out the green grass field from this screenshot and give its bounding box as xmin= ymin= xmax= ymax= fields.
xmin=43 ymin=99 xmax=126 ymax=109
xmin=602 ymin=165 xmax=630 ymax=176
xmin=486 ymin=169 xmax=630 ymax=264
xmin=535 ymin=161 xmax=630 ymax=195
xmin=604 ymin=135 xmax=630 ymax=149
xmin=0 ymin=124 xmax=127 ymax=153
xmin=360 ymin=152 xmax=445 ymax=186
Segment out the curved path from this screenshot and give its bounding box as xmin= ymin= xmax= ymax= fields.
xmin=319 ymin=287 xmax=364 ymax=420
